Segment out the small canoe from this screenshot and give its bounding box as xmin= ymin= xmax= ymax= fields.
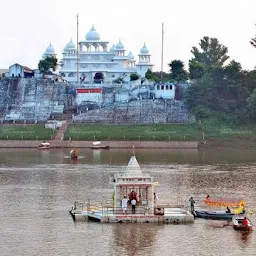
xmin=194 ymin=210 xmax=234 ymax=220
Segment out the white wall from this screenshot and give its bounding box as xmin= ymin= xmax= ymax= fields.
xmin=9 ymin=64 xmax=24 ymax=78
xmin=75 ymin=89 xmax=103 ymax=105
xmin=155 ymin=84 xmax=175 ymax=99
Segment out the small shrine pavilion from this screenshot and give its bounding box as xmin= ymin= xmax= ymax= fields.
xmin=112 ymin=147 xmax=156 ymax=214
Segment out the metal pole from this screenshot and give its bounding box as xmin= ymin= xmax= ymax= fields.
xmin=161 ymin=22 xmax=164 ymax=82
xmin=76 ymin=14 xmax=79 ymax=85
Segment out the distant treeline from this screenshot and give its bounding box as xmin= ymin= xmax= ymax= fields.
xmin=152 ymin=36 xmax=256 ymax=124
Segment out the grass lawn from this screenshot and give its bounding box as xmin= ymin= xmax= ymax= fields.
xmin=64 ymin=120 xmax=256 ymax=145
xmin=64 ymin=123 xmax=202 ymax=141
xmin=0 ymin=125 xmax=54 ymax=140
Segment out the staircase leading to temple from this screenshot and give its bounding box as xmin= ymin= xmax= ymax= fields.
xmin=52 ymin=120 xmax=70 ymax=141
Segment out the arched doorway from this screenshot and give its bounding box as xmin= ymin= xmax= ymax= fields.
xmin=94 ymin=72 xmax=104 ymax=84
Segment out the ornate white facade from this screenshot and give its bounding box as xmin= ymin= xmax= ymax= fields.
xmin=42 ymin=25 xmax=154 ymax=84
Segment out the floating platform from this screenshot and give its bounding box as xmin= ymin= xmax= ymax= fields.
xmin=69 ymin=149 xmax=194 ymax=225
xmin=69 ymin=205 xmax=194 ymax=224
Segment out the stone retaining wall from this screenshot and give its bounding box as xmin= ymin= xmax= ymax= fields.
xmin=0 ymin=140 xmax=198 ymax=149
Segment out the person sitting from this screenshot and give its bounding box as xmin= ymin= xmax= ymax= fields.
xmin=226 ymin=207 xmax=231 ymax=213
xmin=242 ymin=217 xmax=248 ymax=226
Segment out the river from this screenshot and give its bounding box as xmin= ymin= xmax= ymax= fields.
xmin=0 ymin=148 xmax=255 ymax=256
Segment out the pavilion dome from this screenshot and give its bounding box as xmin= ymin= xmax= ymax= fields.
xmin=45 ymin=43 xmax=56 ymax=54
xmin=86 ymin=25 xmax=100 ymax=41
xmin=127 ymin=51 xmax=134 ymax=59
xmin=140 ymin=43 xmax=149 ymax=54
xmin=65 ymin=38 xmax=76 ymax=49
xmin=116 ymin=40 xmax=124 ymax=50
xmin=110 ymin=44 xmax=116 ymax=52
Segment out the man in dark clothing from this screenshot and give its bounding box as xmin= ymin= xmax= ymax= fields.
xmin=189 ymin=197 xmax=195 ymax=212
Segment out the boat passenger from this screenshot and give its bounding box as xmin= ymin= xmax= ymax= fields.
xmin=242 ymin=217 xmax=249 ymax=226
xmin=226 ymin=207 xmax=231 ymax=213
xmin=189 ymin=197 xmax=195 ymax=212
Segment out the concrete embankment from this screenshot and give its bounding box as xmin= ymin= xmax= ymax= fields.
xmin=0 ymin=140 xmax=198 ymax=149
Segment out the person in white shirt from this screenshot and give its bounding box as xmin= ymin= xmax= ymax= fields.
xmin=131 ymin=198 xmax=137 ymax=214
xmin=121 ymin=196 xmax=128 ymax=214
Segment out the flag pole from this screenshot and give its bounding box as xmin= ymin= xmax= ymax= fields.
xmin=161 ymin=22 xmax=164 ymax=82
xmin=76 ymin=14 xmax=79 ymax=85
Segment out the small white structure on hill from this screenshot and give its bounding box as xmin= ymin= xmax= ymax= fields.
xmin=154 ymin=83 xmax=175 ymax=99
xmin=9 ymin=64 xmax=34 ymax=78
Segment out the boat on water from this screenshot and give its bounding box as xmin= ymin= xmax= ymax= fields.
xmin=194 ymin=210 xmax=234 ymax=220
xmin=37 ymin=142 xmax=50 ymax=149
xmin=70 ymin=149 xmax=78 ymax=159
xmin=232 ymin=215 xmax=253 ymax=232
xmin=91 ymin=141 xmax=110 ymax=150
xmin=193 ymin=196 xmax=245 ymax=220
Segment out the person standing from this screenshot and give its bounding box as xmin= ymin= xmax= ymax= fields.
xmin=154 ymin=192 xmax=159 ymax=205
xmin=189 ymin=197 xmax=195 ymax=212
xmin=121 ymin=196 xmax=128 ymax=215
xmin=131 ymin=198 xmax=137 ymax=214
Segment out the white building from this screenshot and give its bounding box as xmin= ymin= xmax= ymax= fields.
xmin=9 ymin=63 xmax=34 ymax=78
xmin=42 ymin=25 xmax=154 ymax=84
xmin=154 ymin=83 xmax=175 ymax=99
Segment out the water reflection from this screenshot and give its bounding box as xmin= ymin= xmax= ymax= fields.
xmin=0 ymin=149 xmax=256 ymax=256
xmin=233 ymin=230 xmax=253 ymax=250
xmin=113 ymin=224 xmax=159 ymax=256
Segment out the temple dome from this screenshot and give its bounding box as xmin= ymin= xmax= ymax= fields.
xmin=140 ymin=43 xmax=149 ymax=54
xmin=86 ymin=25 xmax=100 ymax=41
xmin=128 ymin=51 xmax=134 ymax=59
xmin=110 ymin=44 xmax=116 ymax=52
xmin=65 ymin=38 xmax=76 ymax=49
xmin=116 ymin=40 xmax=124 ymax=50
xmin=45 ymin=43 xmax=56 ymax=54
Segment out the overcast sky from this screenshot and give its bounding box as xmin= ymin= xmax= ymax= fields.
xmin=1 ymin=0 xmax=256 ymax=71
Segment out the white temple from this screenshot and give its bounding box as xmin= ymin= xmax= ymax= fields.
xmin=42 ymin=25 xmax=154 ymax=84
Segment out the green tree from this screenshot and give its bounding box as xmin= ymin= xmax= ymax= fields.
xmin=152 ymin=71 xmax=170 ymax=82
xmin=189 ymin=61 xmax=204 ymax=80
xmin=145 ymin=69 xmax=154 ymax=80
xmin=130 ymin=73 xmax=139 ymax=81
xmin=38 ymin=56 xmax=58 ymax=73
xmin=168 ymin=60 xmax=188 ymax=82
xmin=191 ymin=36 xmax=229 ymax=67
xmin=189 ymin=36 xmax=229 ymax=79
xmin=246 ymin=88 xmax=256 ymax=119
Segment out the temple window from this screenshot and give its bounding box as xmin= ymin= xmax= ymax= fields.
xmin=161 ymin=85 xmax=164 ymax=90
xmin=166 ymin=85 xmax=169 ymax=90
xmin=157 ymin=85 xmax=160 ymax=90
xmin=170 ymin=85 xmax=173 ymax=90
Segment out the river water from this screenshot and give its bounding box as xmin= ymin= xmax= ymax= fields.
xmin=0 ymin=148 xmax=256 ymax=256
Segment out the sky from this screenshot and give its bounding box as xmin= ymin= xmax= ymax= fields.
xmin=1 ymin=0 xmax=256 ymax=72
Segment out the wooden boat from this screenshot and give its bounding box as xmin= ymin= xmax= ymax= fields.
xmin=70 ymin=149 xmax=78 ymax=159
xmin=232 ymin=215 xmax=253 ymax=232
xmin=38 ymin=142 xmax=50 ymax=149
xmin=91 ymin=141 xmax=110 ymax=150
xmin=194 ymin=210 xmax=235 ymax=220
xmin=91 ymin=145 xmax=110 ymax=150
